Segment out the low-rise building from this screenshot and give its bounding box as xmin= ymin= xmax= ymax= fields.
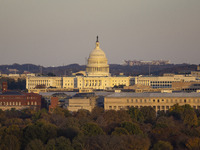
xmin=0 ymin=82 xmax=42 ymax=111
xmin=104 ymin=92 xmax=200 ymax=112
xmin=134 ymin=74 xmax=197 ymax=89
xmin=172 ymin=81 xmax=200 ymax=92
xmin=66 ymin=92 xmax=98 ymax=112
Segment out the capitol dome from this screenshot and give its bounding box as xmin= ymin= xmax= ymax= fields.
xmin=86 ymin=36 xmax=110 ymax=76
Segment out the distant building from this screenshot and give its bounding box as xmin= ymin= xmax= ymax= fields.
xmin=0 ymin=73 xmax=36 ymax=81
xmin=8 ymin=69 xmax=19 ymax=73
xmin=134 ymin=74 xmax=197 ymax=89
xmin=191 ymin=71 xmax=200 ymax=77
xmin=172 ymin=81 xmax=200 ymax=92
xmin=104 ymin=92 xmax=200 ymax=112
xmin=0 ymin=82 xmax=42 ymax=111
xmin=123 ymin=60 xmax=170 ymax=66
xmin=26 ymin=37 xmax=133 ymax=91
xmin=66 ymin=92 xmax=98 ymax=112
xmin=191 ymin=65 xmax=200 ymax=78
xmin=48 ymin=96 xmax=59 ymax=112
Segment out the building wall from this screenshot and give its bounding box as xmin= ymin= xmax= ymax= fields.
xmin=67 ymin=98 xmax=96 ymax=112
xmin=63 ymin=77 xmax=75 ymax=89
xmin=110 ymin=77 xmax=130 ymax=87
xmin=191 ymin=71 xmax=200 ymax=77
xmin=0 ymin=93 xmax=42 ymax=111
xmin=135 ymin=75 xmax=197 ymax=89
xmin=49 ymin=96 xmax=59 ymax=112
xmin=172 ymin=81 xmax=200 ymax=92
xmin=104 ymin=93 xmax=200 ymax=112
xmin=26 ymin=76 xmax=132 ymax=91
xmin=26 ymin=77 xmax=62 ymax=89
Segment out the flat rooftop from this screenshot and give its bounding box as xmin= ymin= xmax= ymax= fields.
xmin=106 ymin=92 xmax=200 ymax=98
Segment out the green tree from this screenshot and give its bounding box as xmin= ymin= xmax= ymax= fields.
xmin=72 ymin=135 xmax=86 ymax=150
xmin=153 ymin=140 xmax=173 ymax=150
xmin=140 ymin=106 xmax=156 ymax=124
xmin=169 ymin=104 xmax=184 ymax=120
xmin=82 ymin=122 xmax=104 ymax=136
xmin=75 ymin=109 xmax=91 ymax=119
xmin=23 ymin=121 xmax=57 ymax=147
xmin=5 ymin=124 xmax=22 ymax=140
xmin=121 ymin=122 xmax=143 ymax=135
xmin=128 ymin=107 xmax=144 ymax=123
xmin=45 ymin=139 xmax=56 ymax=150
xmin=169 ymin=104 xmax=198 ymax=126
xmin=121 ymin=135 xmax=150 ymax=150
xmin=90 ymin=107 xmax=104 ymax=121
xmin=58 ymin=127 xmax=81 ymax=141
xmin=25 ymin=139 xmax=44 ymax=150
xmin=0 ymin=135 xmax=20 ymax=150
xmin=45 ymin=136 xmax=74 ymax=150
xmin=100 ymin=110 xmax=131 ymax=126
xmin=182 ymin=106 xmax=198 ymax=127
xmin=111 ymin=127 xmax=129 ymax=135
xmin=32 ymin=108 xmax=48 ymax=123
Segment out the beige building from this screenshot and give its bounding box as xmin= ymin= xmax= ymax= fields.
xmin=191 ymin=71 xmax=200 ymax=77
xmin=66 ymin=93 xmax=98 ymax=112
xmin=172 ymin=81 xmax=200 ymax=92
xmin=26 ymin=37 xmax=132 ymax=92
xmin=26 ymin=77 xmax=62 ymax=90
xmin=134 ymin=74 xmax=197 ymax=89
xmin=104 ymin=92 xmax=200 ymax=112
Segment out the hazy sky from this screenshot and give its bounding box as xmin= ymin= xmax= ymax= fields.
xmin=0 ymin=0 xmax=200 ymax=67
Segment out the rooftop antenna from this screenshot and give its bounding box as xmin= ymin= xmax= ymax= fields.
xmin=96 ymin=35 xmax=99 ymax=42
xmin=149 ymin=64 xmax=151 ymax=76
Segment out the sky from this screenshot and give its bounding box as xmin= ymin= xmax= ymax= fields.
xmin=0 ymin=0 xmax=200 ymax=67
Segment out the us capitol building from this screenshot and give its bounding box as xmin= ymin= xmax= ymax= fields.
xmin=26 ymin=37 xmax=200 ymax=113
xmin=26 ymin=37 xmax=133 ymax=92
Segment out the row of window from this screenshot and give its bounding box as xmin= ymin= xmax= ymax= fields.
xmin=0 ymin=102 xmax=21 ymax=106
xmin=112 ymin=80 xmax=127 ymax=83
xmin=0 ymin=101 xmax=38 ymax=106
xmin=126 ymin=98 xmax=200 ymax=103
xmin=0 ymin=97 xmax=24 ymax=100
xmin=29 ymin=80 xmax=50 ymax=83
xmin=108 ymin=105 xmax=200 ymax=110
xmin=27 ymin=97 xmax=37 ymax=100
xmin=27 ymin=101 xmax=38 ymax=105
xmin=85 ymin=80 xmax=102 ymax=83
xmin=150 ymin=81 xmax=173 ymax=83
xmin=28 ymin=83 xmax=50 ymax=86
xmin=85 ymin=83 xmax=101 ymax=86
xmin=65 ymin=83 xmax=73 ymax=86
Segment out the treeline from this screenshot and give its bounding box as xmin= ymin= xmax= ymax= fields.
xmin=0 ymin=63 xmax=197 ymax=76
xmin=0 ymin=104 xmax=200 ymax=150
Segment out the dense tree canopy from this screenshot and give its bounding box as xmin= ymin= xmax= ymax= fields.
xmin=0 ymin=104 xmax=200 ymax=149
